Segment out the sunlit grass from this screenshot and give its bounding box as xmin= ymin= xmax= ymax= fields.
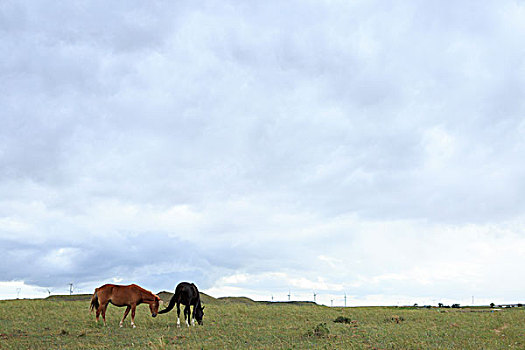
xmin=0 ymin=298 xmax=524 ymax=349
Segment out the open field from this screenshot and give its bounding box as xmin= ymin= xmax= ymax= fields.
xmin=0 ymin=295 xmax=524 ymax=349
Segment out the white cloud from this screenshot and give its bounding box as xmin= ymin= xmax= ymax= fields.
xmin=0 ymin=217 xmax=31 ymax=232
xmin=0 ymin=281 xmax=43 ymax=300
xmin=1 ymin=0 xmax=525 ymax=303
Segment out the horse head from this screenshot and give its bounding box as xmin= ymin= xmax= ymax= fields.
xmin=195 ymin=305 xmax=205 ymax=325
xmin=149 ymin=295 xmax=161 ymax=317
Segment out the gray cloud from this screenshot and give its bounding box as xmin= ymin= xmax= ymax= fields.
xmin=1 ymin=0 xmax=525 ymax=303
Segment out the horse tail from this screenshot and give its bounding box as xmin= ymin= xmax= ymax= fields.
xmin=158 ymin=293 xmax=177 ymax=314
xmin=90 ymin=290 xmax=99 ymax=313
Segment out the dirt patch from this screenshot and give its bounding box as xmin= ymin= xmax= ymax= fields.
xmin=1 ymin=330 xmax=28 ymax=339
xmin=493 ymin=323 xmax=509 ymax=335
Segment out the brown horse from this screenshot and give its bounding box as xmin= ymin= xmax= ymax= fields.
xmin=90 ymin=284 xmax=161 ymax=328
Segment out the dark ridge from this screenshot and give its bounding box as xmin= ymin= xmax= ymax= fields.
xmin=156 ymin=291 xmax=174 ymax=304
xmin=217 ymin=296 xmax=256 ymax=305
xmin=156 ymin=291 xmax=219 ymax=305
xmin=258 ymin=300 xmax=318 ymax=306
xmin=42 ymin=292 xmax=320 ymax=306
xmin=45 ymin=294 xmax=92 ymax=301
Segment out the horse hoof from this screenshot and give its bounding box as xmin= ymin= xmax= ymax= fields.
xmin=132 ymin=324 xmax=136 ymax=329
xmin=119 ymin=324 xmax=123 ymax=328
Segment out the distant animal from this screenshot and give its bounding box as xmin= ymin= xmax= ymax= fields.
xmin=89 ymin=284 xmax=161 ymax=328
xmin=158 ymin=282 xmax=205 ymax=326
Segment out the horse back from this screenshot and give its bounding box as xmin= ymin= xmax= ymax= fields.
xmin=96 ymin=284 xmax=143 ymax=306
xmin=175 ymin=282 xmax=200 ymax=305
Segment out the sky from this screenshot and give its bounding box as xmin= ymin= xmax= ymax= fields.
xmin=1 ymin=0 xmax=525 ymax=306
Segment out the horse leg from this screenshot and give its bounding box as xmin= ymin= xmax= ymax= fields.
xmin=184 ymin=304 xmax=190 ymax=327
xmin=120 ymin=306 xmax=131 ymax=327
xmin=191 ymin=305 xmax=196 ymax=326
xmin=101 ymin=303 xmax=109 ymax=326
xmin=176 ymin=303 xmax=181 ymax=328
xmin=130 ymin=304 xmax=137 ymax=328
xmin=95 ymin=295 xmax=104 ymax=323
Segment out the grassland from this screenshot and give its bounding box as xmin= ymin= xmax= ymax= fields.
xmin=0 ymin=294 xmax=524 ymax=349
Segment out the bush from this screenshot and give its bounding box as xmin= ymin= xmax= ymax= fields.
xmin=306 ymin=323 xmax=330 ymax=338
xmin=334 ymin=316 xmax=352 ymax=324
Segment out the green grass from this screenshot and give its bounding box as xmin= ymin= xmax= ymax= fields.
xmin=0 ymin=298 xmax=524 ymax=349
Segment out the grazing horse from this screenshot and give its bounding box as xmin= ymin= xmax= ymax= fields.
xmin=158 ymin=282 xmax=204 ymax=327
xmin=90 ymin=284 xmax=160 ymax=328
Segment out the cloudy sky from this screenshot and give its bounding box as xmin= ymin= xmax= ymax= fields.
xmin=1 ymin=1 xmax=525 ymax=306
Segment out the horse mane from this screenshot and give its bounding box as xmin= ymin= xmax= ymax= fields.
xmin=195 ymin=289 xmax=201 ymax=301
xmin=191 ymin=283 xmax=201 ymax=305
xmin=130 ymin=284 xmax=158 ymax=300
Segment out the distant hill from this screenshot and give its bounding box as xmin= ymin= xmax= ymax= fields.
xmin=44 ymin=292 xmax=222 ymax=305
xmin=44 ymin=292 xmax=318 ymax=307
xmin=259 ymin=300 xmax=318 ymax=306
xmin=45 ymin=294 xmax=92 ymax=302
xmin=157 ymin=291 xmax=220 ymax=305
xmin=157 ymin=292 xmax=267 ymax=306
xmin=217 ymin=296 xmax=257 ymax=305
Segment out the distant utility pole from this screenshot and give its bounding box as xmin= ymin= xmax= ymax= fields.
xmin=16 ymin=288 xmax=21 ymax=299
xmin=288 ymin=290 xmax=291 ymax=301
xmin=313 ymin=292 xmax=317 ymax=303
xmin=331 ymin=299 xmax=334 ymax=307
xmin=69 ymin=283 xmax=74 ymax=295
xmin=344 ymin=293 xmax=347 ymax=307
xmin=271 ymin=295 xmax=273 ymax=302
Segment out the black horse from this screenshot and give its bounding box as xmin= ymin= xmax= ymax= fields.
xmin=158 ymin=282 xmax=205 ymax=326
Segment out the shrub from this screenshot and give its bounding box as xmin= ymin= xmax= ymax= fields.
xmin=333 ymin=316 xmax=352 ymax=324
xmin=306 ymin=323 xmax=330 ymax=338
